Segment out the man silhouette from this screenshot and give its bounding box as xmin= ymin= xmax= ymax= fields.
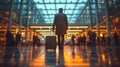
xmin=53 ymin=8 xmax=68 ymax=50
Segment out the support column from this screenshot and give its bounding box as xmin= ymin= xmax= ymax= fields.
xmin=82 ymin=13 xmax=85 ymax=24
xmin=30 ymin=5 xmax=34 ymax=42
xmin=32 ymin=8 xmax=34 ymax=25
xmin=82 ymin=14 xmax=84 ymax=24
xmin=95 ymin=0 xmax=100 ymax=37
xmin=30 ymin=29 xmax=33 ymax=41
xmin=104 ymin=0 xmax=111 ymax=37
xmin=88 ymin=0 xmax=93 ymax=31
xmin=26 ymin=0 xmax=30 ymax=43
xmin=78 ymin=17 xmax=81 ymax=25
xmin=8 ymin=0 xmax=14 ymax=31
xmin=84 ymin=11 xmax=87 ymax=25
xmin=18 ymin=0 xmax=23 ymax=33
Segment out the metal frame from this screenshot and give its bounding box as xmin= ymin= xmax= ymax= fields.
xmin=0 ymin=0 xmax=120 ymax=25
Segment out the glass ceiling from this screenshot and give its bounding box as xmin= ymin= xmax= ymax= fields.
xmin=33 ymin=0 xmax=87 ymax=24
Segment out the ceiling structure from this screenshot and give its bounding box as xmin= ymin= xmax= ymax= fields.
xmin=17 ymin=0 xmax=102 ymax=25
xmin=1 ymin=0 xmax=119 ymax=26
xmin=33 ymin=0 xmax=87 ymax=24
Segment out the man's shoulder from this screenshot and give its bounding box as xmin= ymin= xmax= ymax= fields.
xmin=56 ymin=13 xmax=66 ymax=15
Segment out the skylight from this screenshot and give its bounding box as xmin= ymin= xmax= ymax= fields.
xmin=34 ymin=0 xmax=87 ymax=24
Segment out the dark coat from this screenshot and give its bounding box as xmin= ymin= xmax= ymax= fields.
xmin=53 ymin=13 xmax=68 ymax=35
xmin=16 ymin=33 xmax=21 ymax=44
xmin=6 ymin=30 xmax=15 ymax=47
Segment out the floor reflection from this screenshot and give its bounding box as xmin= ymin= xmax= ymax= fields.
xmin=45 ymin=51 xmax=56 ymax=67
xmin=1 ymin=45 xmax=120 ymax=67
xmin=64 ymin=46 xmax=90 ymax=67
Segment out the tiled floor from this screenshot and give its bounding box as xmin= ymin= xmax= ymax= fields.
xmin=0 ymin=45 xmax=120 ymax=67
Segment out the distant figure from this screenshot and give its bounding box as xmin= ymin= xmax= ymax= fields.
xmin=113 ymin=32 xmax=119 ymax=45
xmin=92 ymin=32 xmax=96 ymax=45
xmin=16 ymin=32 xmax=21 ymax=46
xmin=5 ymin=30 xmax=15 ymax=47
xmin=82 ymin=35 xmax=86 ymax=45
xmin=97 ymin=37 xmax=100 ymax=45
xmin=33 ymin=35 xmax=37 ymax=48
xmin=71 ymin=34 xmax=75 ymax=46
xmin=77 ymin=35 xmax=82 ymax=46
xmin=102 ymin=34 xmax=106 ymax=45
xmin=4 ymin=30 xmax=15 ymax=67
xmin=106 ymin=36 xmax=111 ymax=45
xmin=36 ymin=36 xmax=40 ymax=46
xmin=88 ymin=31 xmax=96 ymax=46
xmin=53 ymin=8 xmax=68 ymax=50
xmin=88 ymin=30 xmax=93 ymax=45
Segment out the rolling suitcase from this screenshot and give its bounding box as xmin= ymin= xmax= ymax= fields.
xmin=45 ymin=36 xmax=56 ymax=51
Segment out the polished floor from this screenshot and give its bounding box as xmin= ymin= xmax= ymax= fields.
xmin=0 ymin=45 xmax=120 ymax=67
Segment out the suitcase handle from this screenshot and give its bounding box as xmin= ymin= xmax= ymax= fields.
xmin=50 ymin=29 xmax=55 ymax=36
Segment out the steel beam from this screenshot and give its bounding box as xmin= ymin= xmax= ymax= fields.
xmin=75 ymin=0 xmax=89 ymax=23
xmin=18 ymin=0 xmax=23 ymax=33
xmin=8 ymin=0 xmax=14 ymax=31
xmin=104 ymin=0 xmax=111 ymax=37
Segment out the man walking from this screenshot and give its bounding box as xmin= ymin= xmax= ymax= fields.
xmin=53 ymin=8 xmax=68 ymax=50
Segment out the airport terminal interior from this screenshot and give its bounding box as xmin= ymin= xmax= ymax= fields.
xmin=0 ymin=0 xmax=120 ymax=67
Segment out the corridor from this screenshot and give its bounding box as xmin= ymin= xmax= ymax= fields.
xmin=0 ymin=0 xmax=120 ymax=67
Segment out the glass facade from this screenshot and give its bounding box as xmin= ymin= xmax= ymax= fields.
xmin=0 ymin=0 xmax=120 ymax=25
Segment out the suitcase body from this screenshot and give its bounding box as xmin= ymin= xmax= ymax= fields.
xmin=45 ymin=36 xmax=56 ymax=51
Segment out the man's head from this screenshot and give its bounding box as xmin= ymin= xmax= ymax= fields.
xmin=59 ymin=8 xmax=63 ymax=13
